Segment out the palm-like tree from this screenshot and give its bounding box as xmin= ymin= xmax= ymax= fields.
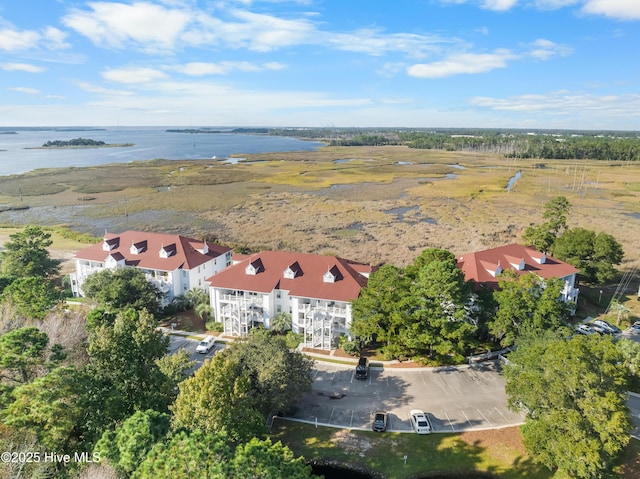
xmin=270 ymin=312 xmax=292 ymax=334
xmin=195 ymin=301 xmax=213 ymax=321
xmin=184 ymin=288 xmax=209 ymax=309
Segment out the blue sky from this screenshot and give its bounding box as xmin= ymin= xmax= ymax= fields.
xmin=1 ymin=0 xmax=639 ymax=129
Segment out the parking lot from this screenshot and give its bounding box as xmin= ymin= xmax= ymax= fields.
xmin=285 ymin=361 xmax=524 ymax=433
xmin=168 ymin=334 xmax=640 ymax=436
xmin=167 ymin=334 xmax=224 ymax=373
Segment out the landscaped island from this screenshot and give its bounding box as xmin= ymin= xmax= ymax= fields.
xmin=28 ymin=137 xmax=134 ymax=149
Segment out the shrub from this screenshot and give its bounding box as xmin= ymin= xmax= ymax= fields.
xmin=205 ymin=320 xmax=224 ymax=332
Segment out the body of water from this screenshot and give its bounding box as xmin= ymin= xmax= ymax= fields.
xmin=0 ymin=127 xmax=324 ymax=177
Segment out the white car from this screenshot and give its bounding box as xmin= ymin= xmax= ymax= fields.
xmin=196 ymin=335 xmax=216 ymax=354
xmin=576 ymin=324 xmax=597 ymax=336
xmin=409 ymin=409 xmax=432 ymax=434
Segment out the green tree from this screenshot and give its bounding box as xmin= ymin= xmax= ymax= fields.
xmin=2 ymin=276 xmax=61 ymax=320
xmin=0 ymin=226 xmax=60 ymax=278
xmin=82 ymin=268 xmax=162 ymax=312
xmin=405 ymin=255 xmax=476 ymax=361
xmin=88 ymin=308 xmax=174 ymax=417
xmin=95 ymin=409 xmax=171 ymax=476
xmin=2 ymin=366 xmax=93 ymax=453
xmin=225 ymin=330 xmax=314 ymax=416
xmin=184 ymin=287 xmax=208 ymax=309
xmin=521 ymin=196 xmax=571 ymax=253
xmin=132 ymin=430 xmax=230 ymax=479
xmin=0 ymin=326 xmax=49 ymax=385
xmin=490 ymin=272 xmax=569 ymax=347
xmin=504 ymin=334 xmax=631 ymax=478
xmin=270 ymin=312 xmax=292 ymax=333
xmin=351 ymin=264 xmax=411 ymax=353
xmin=231 ymin=437 xmax=319 ymax=479
xmin=154 ymin=348 xmax=195 ymax=405
xmin=171 ymin=354 xmax=267 ymax=443
xmin=553 ymin=227 xmax=623 ymax=284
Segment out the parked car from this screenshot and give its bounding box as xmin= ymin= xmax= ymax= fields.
xmin=409 ymin=410 xmax=432 ymax=434
xmin=632 ymin=321 xmax=640 ymax=333
xmin=372 ymin=411 xmax=388 ymax=432
xmin=355 ymin=357 xmax=369 ymax=380
xmin=576 ymin=324 xmax=597 ymax=336
xmin=593 ymin=319 xmax=621 ymax=334
xmin=196 ymin=335 xmax=216 ymax=354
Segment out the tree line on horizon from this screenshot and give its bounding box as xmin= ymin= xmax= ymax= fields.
xmin=268 ymin=127 xmax=640 ymax=161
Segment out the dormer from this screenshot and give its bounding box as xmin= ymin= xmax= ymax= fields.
xmin=505 ymin=255 xmax=526 ymax=271
xmin=480 ymin=259 xmax=502 ymax=277
xmin=532 ymin=252 xmax=547 ymax=264
xmin=196 ymin=241 xmax=209 ymax=255
xmin=102 ymin=236 xmax=119 ymax=251
xmin=130 ymin=240 xmax=147 ymax=255
xmin=283 ymin=261 xmax=302 ymax=279
xmin=323 ymin=265 xmax=343 ymax=283
xmin=159 ymin=243 xmax=176 ymax=258
xmin=105 ymin=252 xmax=125 ymax=268
xmin=245 ymin=258 xmax=264 ymax=275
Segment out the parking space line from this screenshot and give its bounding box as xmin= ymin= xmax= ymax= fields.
xmin=494 ymin=407 xmax=508 ymax=421
xmin=461 ymin=410 xmax=473 ymax=427
xmin=419 ymin=371 xmax=427 ymax=386
xmin=328 ymin=408 xmax=335 ymax=424
xmin=350 ymin=410 xmax=354 ymax=428
xmin=443 ymin=411 xmax=455 ymax=430
xmin=477 ymin=409 xmax=492 ymax=427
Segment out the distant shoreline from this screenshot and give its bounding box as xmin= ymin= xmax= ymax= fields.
xmin=25 ymin=143 xmax=135 ymax=150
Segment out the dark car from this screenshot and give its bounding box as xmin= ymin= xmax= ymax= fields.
xmin=355 ymin=357 xmax=369 ymax=380
xmin=372 ymin=412 xmax=388 ymax=432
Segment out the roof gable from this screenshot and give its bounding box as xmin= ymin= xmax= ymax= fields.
xmin=457 ymin=243 xmax=578 ymax=289
xmin=75 ymin=231 xmax=231 ymax=272
xmin=208 ymin=251 xmax=369 ymax=302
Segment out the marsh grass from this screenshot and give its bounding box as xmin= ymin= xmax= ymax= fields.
xmin=0 ymin=145 xmax=639 ymax=270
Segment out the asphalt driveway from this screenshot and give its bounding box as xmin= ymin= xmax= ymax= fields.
xmin=168 ymin=334 xmax=640 ymax=436
xmin=285 ymin=360 xmax=524 ymax=433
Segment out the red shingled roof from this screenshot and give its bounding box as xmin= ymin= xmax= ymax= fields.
xmin=74 ymin=231 xmax=231 ymax=272
xmin=457 ymin=243 xmax=578 ymax=289
xmin=207 ymin=250 xmax=370 ymax=302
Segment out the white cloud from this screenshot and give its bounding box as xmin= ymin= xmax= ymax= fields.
xmin=61 ymin=2 xmax=459 ymax=58
xmin=407 ymin=49 xmax=516 ymax=78
xmin=533 ymin=0 xmax=580 ymax=9
xmin=102 ymin=67 xmax=168 ymax=84
xmin=528 ymin=38 xmax=572 ymax=60
xmin=76 ymin=81 xmax=134 ymax=96
xmin=8 ymin=87 xmax=40 ymax=95
xmin=0 ymin=25 xmax=41 ymax=51
xmin=0 ymin=63 xmax=46 ymax=73
xmin=42 ymin=27 xmax=71 ymax=50
xmin=582 ymin=0 xmax=640 ymax=20
xmin=324 ymin=29 xmax=454 ymax=58
xmin=469 ymin=91 xmax=640 ymax=117
xmin=0 ymin=20 xmax=70 ymax=52
xmin=62 ymin=2 xmax=191 ymax=52
xmin=437 ymin=0 xmax=520 ymax=10
xmin=482 ymin=0 xmax=518 ymax=11
xmin=440 ymin=0 xmax=640 ymax=18
xmin=170 ymin=61 xmax=286 ymax=76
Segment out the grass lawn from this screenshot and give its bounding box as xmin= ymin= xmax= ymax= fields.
xmin=271 ymin=421 xmax=640 ymax=479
